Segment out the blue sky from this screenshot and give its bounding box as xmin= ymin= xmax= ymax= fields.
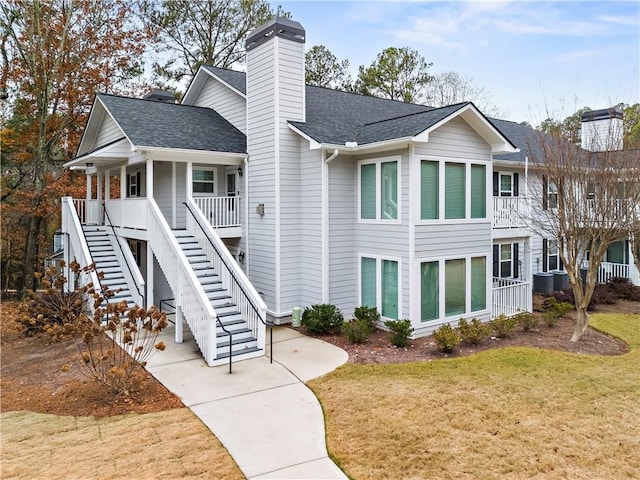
xmin=271 ymin=1 xmax=639 ymax=124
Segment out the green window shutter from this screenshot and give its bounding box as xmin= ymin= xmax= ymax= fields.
xmin=381 ymin=161 xmax=398 ymax=219
xmin=420 ymin=161 xmax=439 ymax=219
xmin=445 ymin=163 xmax=465 ymax=219
xmin=381 ymin=260 xmax=398 ymax=319
xmin=360 ymin=163 xmax=376 ymax=219
xmin=445 ymin=258 xmax=466 ymax=316
xmin=421 ymin=261 xmax=439 ymax=321
xmin=471 ymin=164 xmax=486 ymax=218
xmin=471 ymin=257 xmax=486 ymax=311
xmin=361 ymin=257 xmax=377 ymax=307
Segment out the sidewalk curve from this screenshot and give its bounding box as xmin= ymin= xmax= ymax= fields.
xmin=145 ymin=325 xmax=349 ymax=480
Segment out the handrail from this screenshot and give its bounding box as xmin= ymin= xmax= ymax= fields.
xmin=147 ymin=197 xmax=223 ymax=367
xmin=102 ymin=202 xmax=146 ymax=307
xmin=184 ymin=200 xmax=273 ymax=364
xmin=62 ymin=197 xmax=106 ymax=314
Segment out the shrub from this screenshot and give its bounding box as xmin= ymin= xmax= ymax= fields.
xmin=353 ymin=306 xmax=380 ymax=334
xmin=550 ymin=283 xmax=613 ymax=311
xmin=78 ymin=300 xmax=168 ymax=395
xmin=384 ymin=319 xmax=413 ymax=348
xmin=542 ymin=297 xmax=574 ymax=327
xmin=342 ymin=319 xmax=371 ymax=344
xmin=301 ymin=304 xmax=344 ymax=334
xmin=514 ymin=311 xmax=538 ymax=332
xmin=21 ymin=262 xmax=94 ymax=341
xmin=608 ymin=277 xmax=640 ymax=301
xmin=490 ymin=314 xmax=517 ymax=338
xmin=457 ymin=318 xmax=489 ymax=345
xmin=433 ymin=323 xmax=461 ymax=353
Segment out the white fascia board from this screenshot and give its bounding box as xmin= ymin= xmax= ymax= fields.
xmin=76 ymin=97 xmax=104 ymax=156
xmin=64 ymin=138 xmax=130 ymax=168
xmin=287 ymin=123 xmax=322 ymax=149
xmin=183 ymin=66 xmax=246 ymax=105
xmin=138 ymin=146 xmax=247 ymax=164
xmin=413 ymin=103 xmax=518 ymax=154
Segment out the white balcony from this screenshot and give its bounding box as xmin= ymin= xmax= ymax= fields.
xmin=493 ymin=196 xmax=529 ymax=229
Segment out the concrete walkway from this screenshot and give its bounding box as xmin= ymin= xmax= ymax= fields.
xmin=145 ymin=324 xmax=349 ymax=480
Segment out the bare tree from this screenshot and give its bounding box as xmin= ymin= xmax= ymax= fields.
xmin=424 ymin=71 xmax=504 ymax=118
xmin=528 ymin=123 xmax=640 ymax=341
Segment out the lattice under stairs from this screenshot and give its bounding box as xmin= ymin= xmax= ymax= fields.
xmin=173 ymin=231 xmax=261 ymax=360
xmin=82 ymin=226 xmax=137 ymax=311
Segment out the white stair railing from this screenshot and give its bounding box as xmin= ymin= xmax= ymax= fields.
xmin=185 ymin=198 xmax=268 ymax=353
xmin=492 ymin=277 xmax=532 ymax=318
xmin=61 ymin=197 xmax=102 ymax=310
xmin=147 ymin=198 xmax=219 ymax=366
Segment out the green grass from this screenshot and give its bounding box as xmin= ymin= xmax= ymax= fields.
xmin=310 ymin=314 xmax=640 ymax=480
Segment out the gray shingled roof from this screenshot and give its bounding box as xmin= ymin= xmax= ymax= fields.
xmin=490 ymin=118 xmax=543 ymax=163
xmin=202 ymin=66 xmax=247 ymax=94
xmin=98 ymin=93 xmax=246 ymax=153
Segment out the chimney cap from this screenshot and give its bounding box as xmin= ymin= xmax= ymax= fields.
xmin=143 ymin=89 xmax=176 ymax=103
xmin=581 ymin=107 xmax=623 ymax=123
xmin=246 ymin=17 xmax=305 ymax=51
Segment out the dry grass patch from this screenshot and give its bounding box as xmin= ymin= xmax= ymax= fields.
xmin=0 ymin=408 xmax=244 ymax=480
xmin=310 ymin=314 xmax=640 ymax=480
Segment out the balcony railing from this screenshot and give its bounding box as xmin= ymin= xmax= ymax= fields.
xmin=193 ymin=196 xmax=241 ymax=228
xmin=583 ymin=260 xmax=631 ymax=284
xmin=493 ymin=196 xmax=529 ymax=229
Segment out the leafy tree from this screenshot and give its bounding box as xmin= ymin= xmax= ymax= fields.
xmin=423 ymin=71 xmax=503 ymax=118
xmin=538 ymin=107 xmax=591 ymax=145
xmin=140 ymin=0 xmax=288 ymax=88
xmin=305 ymin=45 xmax=352 ymax=91
xmin=0 ymin=0 xmax=148 ymax=296
xmin=355 ymin=46 xmax=432 ymax=103
xmin=622 ymin=103 xmax=640 ymax=149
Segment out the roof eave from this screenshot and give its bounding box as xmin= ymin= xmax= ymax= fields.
xmin=139 ymin=146 xmax=247 ymax=164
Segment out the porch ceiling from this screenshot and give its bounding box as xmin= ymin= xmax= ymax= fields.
xmin=65 ymin=138 xmax=131 ymax=170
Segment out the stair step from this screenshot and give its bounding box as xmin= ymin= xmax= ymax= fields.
xmin=215 ymin=345 xmax=261 ymax=361
xmin=216 ymin=335 xmax=258 ymax=349
xmin=216 ymin=327 xmax=251 ymax=338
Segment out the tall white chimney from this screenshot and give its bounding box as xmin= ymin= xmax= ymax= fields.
xmin=580 ymin=107 xmax=624 ymax=152
xmin=245 ymin=18 xmax=306 ymax=315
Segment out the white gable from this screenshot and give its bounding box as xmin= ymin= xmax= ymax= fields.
xmin=76 ymin=98 xmax=129 ymax=156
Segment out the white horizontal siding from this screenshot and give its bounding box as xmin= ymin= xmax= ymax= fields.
xmin=415 ymin=223 xmax=491 ymax=257
xmin=193 ymin=77 xmax=247 ymax=134
xmin=417 ymin=117 xmax=491 ymax=161
xmin=95 ymin=114 xmax=124 ymax=147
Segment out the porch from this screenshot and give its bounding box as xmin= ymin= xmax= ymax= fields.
xmin=583 ymin=260 xmax=640 ymax=286
xmin=73 ymin=195 xmax=242 ymax=236
xmin=492 ymin=277 xmax=532 ymax=318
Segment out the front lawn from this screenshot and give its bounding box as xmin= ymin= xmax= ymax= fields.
xmin=309 ymin=313 xmax=640 ymax=479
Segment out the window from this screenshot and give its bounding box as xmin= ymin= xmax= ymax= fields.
xmin=500 ymin=244 xmax=512 ymax=277
xmin=127 ymin=173 xmax=139 ymax=197
xmin=470 ymin=164 xmax=486 ymax=218
xmin=606 ymin=241 xmax=627 ymax=265
xmin=500 ymin=173 xmax=513 ymax=196
xmin=420 ymin=161 xmax=439 ymax=219
xmin=421 ymin=261 xmax=439 ymax=321
xmin=193 ymin=168 xmax=216 ymax=194
xmin=359 ymin=158 xmax=399 ymax=221
xmin=360 ymin=256 xmax=399 ymax=319
xmin=421 ymin=160 xmax=487 ymax=220
xmin=445 ymin=163 xmax=465 ymax=219
xmin=493 ymin=244 xmax=519 ymax=279
xmin=445 ymin=259 xmax=466 ymax=316
xmin=471 ymin=257 xmax=486 ymax=311
xmin=542 ymin=238 xmax=559 ymax=272
xmin=543 ymin=175 xmax=558 ymax=209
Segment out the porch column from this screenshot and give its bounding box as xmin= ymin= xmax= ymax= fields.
xmin=171 ymin=162 xmax=177 ymax=229
xmin=104 ymin=170 xmax=110 ymax=200
xmin=120 ymin=165 xmax=126 ymax=227
xmin=146 ymin=158 xmax=154 ymax=197
xmin=97 ymin=171 xmax=103 ymax=224
xmin=86 ymin=174 xmax=92 ymax=201
xmin=146 ymin=243 xmax=154 ymax=308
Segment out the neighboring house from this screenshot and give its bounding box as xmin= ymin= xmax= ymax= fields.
xmin=68 ymin=17 xmax=640 ymax=367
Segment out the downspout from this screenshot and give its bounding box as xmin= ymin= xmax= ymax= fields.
xmin=321 ymin=149 xmax=339 ymax=303
xmin=524 ymin=156 xmax=529 ymax=196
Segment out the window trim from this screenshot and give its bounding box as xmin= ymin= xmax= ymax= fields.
xmin=358 ymin=156 xmax=401 ymax=224
xmin=192 ymin=166 xmax=217 ymax=196
xmin=358 ymin=253 xmax=402 ymax=320
xmin=417 ymin=253 xmax=490 ymax=323
xmin=418 ymin=157 xmax=489 ymax=223
xmin=499 ymin=171 xmax=513 ymax=197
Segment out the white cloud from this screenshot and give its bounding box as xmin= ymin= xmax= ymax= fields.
xmin=551 ymin=49 xmax=601 ymax=64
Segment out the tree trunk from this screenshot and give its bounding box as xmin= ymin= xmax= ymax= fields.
xmin=571 ymin=306 xmax=590 ymax=342
xmin=18 ymin=216 xmax=41 ymax=298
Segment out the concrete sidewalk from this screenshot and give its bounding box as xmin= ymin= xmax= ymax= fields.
xmin=145 ymin=324 xmax=349 ymax=480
